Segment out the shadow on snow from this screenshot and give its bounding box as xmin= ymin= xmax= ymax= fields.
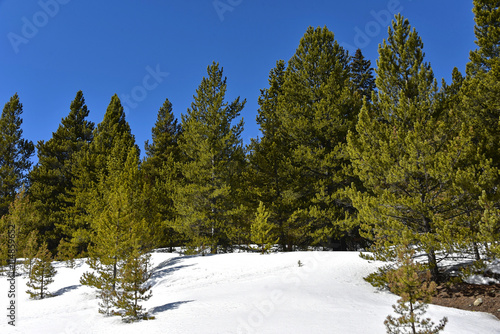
xmin=150 ymin=300 xmax=194 ymax=314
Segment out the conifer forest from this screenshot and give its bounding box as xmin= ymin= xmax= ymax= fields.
xmin=1 ymin=0 xmax=499 ymax=327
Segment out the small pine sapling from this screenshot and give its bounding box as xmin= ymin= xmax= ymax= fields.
xmin=385 ymin=246 xmax=447 ymax=334
xmin=251 ymin=201 xmax=279 ymax=254
xmin=80 ymin=258 xmax=118 ymax=316
xmin=26 ymin=242 xmax=57 ymax=299
xmin=23 ymin=231 xmax=38 ymax=276
xmin=114 ymin=246 xmax=153 ymax=322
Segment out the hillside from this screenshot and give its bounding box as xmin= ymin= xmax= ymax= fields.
xmin=1 ymin=251 xmax=499 ymax=334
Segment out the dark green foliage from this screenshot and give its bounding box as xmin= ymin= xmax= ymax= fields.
xmin=26 ymin=241 xmax=57 ymax=300
xmin=68 ymin=94 xmax=137 ymax=256
xmin=29 ymin=91 xmax=94 ymax=252
xmin=248 ymin=59 xmax=296 ymax=251
xmin=460 ymin=1 xmax=500 ymax=258
xmin=467 ymin=0 xmax=500 ymax=74
xmin=0 ymin=94 xmax=34 ymax=217
xmin=144 ymin=98 xmax=181 ymax=170
xmin=175 ymin=62 xmax=246 ymax=254
xmin=278 ymin=26 xmax=362 ymax=248
xmin=347 ymin=15 xmax=482 ymax=282
xmin=142 ymin=99 xmax=183 ymax=250
xmin=350 ymin=48 xmax=376 ymax=102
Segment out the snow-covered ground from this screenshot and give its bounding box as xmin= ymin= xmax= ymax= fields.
xmin=1 ymin=251 xmax=499 ymax=333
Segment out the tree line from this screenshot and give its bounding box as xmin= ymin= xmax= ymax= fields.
xmin=0 ymin=0 xmax=498 ymax=322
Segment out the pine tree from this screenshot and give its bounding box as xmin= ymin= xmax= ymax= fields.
xmin=385 ymin=245 xmax=447 ymax=334
xmin=114 ymin=240 xmax=153 ymax=322
xmin=479 ymin=191 xmax=500 ymax=257
xmin=251 ymin=202 xmax=278 ymax=254
xmin=347 ymin=15 xmax=478 ymax=281
xmin=350 ymin=48 xmax=376 ymax=102
xmin=144 ymin=98 xmax=181 ymax=175
xmin=26 ymin=242 xmax=57 ymax=299
xmin=458 ymin=1 xmax=500 ymax=259
xmin=0 ymin=94 xmax=34 ymax=217
xmin=248 ymin=59 xmax=296 ymax=251
xmin=0 ymin=188 xmax=37 ymax=278
xmin=81 ymin=144 xmax=152 ymax=316
xmin=175 ymin=62 xmax=246 ymax=254
xmin=467 ymin=0 xmax=500 ymax=75
xmin=23 ymin=230 xmax=38 ymax=276
xmin=142 ymin=98 xmax=183 ymax=250
xmin=68 ymin=94 xmax=136 ymax=255
xmin=29 ymin=91 xmax=94 ymax=252
xmin=277 ymin=26 xmax=362 ymax=249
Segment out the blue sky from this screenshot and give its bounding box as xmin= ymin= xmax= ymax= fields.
xmin=0 ymin=0 xmax=476 ymax=161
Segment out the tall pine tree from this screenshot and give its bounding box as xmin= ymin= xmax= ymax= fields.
xmin=29 ymin=91 xmax=94 ymax=252
xmin=142 ymin=98 xmax=183 ymax=250
xmin=248 ymin=60 xmax=297 ymax=251
xmin=67 ymin=94 xmax=136 ymax=255
xmin=81 ymin=143 xmax=151 ymax=316
xmin=350 ymin=48 xmax=376 ymax=103
xmin=175 ymin=62 xmax=246 ymax=254
xmin=463 ymin=0 xmax=500 ymax=257
xmin=277 ymin=26 xmax=362 ymax=249
xmin=0 ymin=94 xmax=34 ymax=217
xmin=347 ymin=15 xmax=479 ymax=281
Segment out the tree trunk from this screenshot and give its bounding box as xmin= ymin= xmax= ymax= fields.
xmin=473 ymin=242 xmax=481 ymax=261
xmin=427 ymin=249 xmax=439 ymax=282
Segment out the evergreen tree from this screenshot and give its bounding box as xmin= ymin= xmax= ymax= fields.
xmin=144 ymin=98 xmax=181 ymax=174
xmin=459 ymin=0 xmax=500 ymax=259
xmin=463 ymin=0 xmax=500 ymax=165
xmin=23 ymin=230 xmax=38 ymax=276
xmin=114 ymin=241 xmax=153 ymax=322
xmin=175 ymin=62 xmax=246 ymax=254
xmin=81 ymin=144 xmax=151 ymax=316
xmin=347 ymin=15 xmax=478 ymax=281
xmin=29 ymin=91 xmax=94 ymax=252
xmin=68 ymin=94 xmax=136 ymax=255
xmin=350 ymin=48 xmax=376 ymax=102
xmin=277 ymin=26 xmax=362 ymax=249
xmin=0 ymin=188 xmax=37 ymax=278
xmin=248 ymin=59 xmax=296 ymax=251
xmin=26 ymin=241 xmax=56 ymax=299
xmin=479 ymin=191 xmax=500 ymax=257
xmin=0 ymin=94 xmax=34 ymax=217
xmin=251 ymin=202 xmax=278 ymax=254
xmin=467 ymin=0 xmax=500 ymax=75
xmin=385 ymin=245 xmax=447 ymax=334
xmin=142 ymin=98 xmax=183 ymax=250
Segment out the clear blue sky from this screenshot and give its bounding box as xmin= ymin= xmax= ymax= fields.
xmin=0 ymin=0 xmax=476 ymax=161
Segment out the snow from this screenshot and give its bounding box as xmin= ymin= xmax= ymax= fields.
xmin=1 ymin=251 xmax=499 ymax=334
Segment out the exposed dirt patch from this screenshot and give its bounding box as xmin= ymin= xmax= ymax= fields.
xmin=431 ymin=282 xmax=500 ymax=320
